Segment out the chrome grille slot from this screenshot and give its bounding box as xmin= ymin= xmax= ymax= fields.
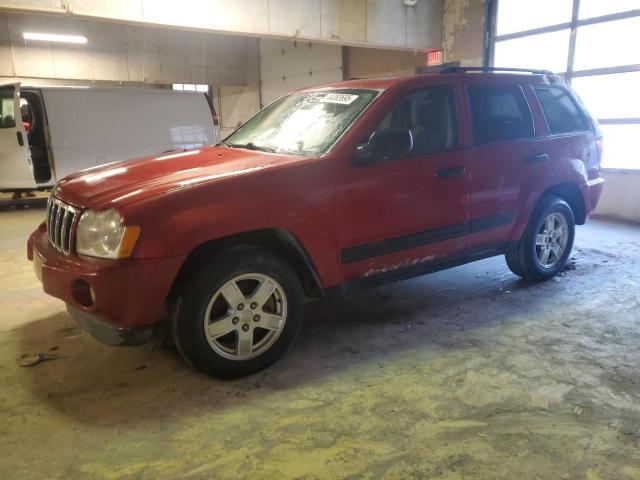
xmin=46 ymin=197 xmax=78 ymax=255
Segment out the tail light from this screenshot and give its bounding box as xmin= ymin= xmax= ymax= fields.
xmin=587 ymin=137 xmax=603 ymax=179
xmin=595 ymin=137 xmax=604 ymax=165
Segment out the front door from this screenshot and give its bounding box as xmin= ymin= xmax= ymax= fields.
xmin=337 ymin=84 xmax=468 ymax=283
xmin=0 ymin=84 xmax=35 ymax=190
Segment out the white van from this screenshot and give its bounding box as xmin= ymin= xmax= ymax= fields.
xmin=0 ymin=84 xmax=220 ymax=191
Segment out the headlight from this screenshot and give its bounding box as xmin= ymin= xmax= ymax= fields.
xmin=76 ymin=208 xmax=140 ymax=259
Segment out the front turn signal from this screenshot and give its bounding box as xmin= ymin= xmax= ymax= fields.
xmin=117 ymin=226 xmax=141 ymax=258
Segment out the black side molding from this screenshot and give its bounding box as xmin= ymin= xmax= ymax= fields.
xmin=341 ymin=222 xmax=467 ymax=264
xmin=526 ymin=153 xmax=549 ymax=163
xmin=435 ymin=166 xmax=466 ymax=178
xmin=469 ymin=212 xmax=516 ymax=233
xmin=341 ymin=211 xmax=516 ymax=264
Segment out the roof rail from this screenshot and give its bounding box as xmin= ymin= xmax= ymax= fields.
xmin=440 ymin=66 xmax=554 ymax=75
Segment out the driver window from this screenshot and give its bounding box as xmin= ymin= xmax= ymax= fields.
xmin=374 ymin=86 xmax=458 ymax=156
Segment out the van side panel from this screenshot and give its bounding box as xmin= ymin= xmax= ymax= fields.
xmin=0 ymin=83 xmax=36 ymax=190
xmin=41 ymin=88 xmax=217 ymax=183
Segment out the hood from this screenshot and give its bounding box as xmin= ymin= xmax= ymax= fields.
xmin=54 ymin=146 xmax=308 ymax=208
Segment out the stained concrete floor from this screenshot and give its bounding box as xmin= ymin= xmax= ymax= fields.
xmin=1 ymin=206 xmax=639 ymax=480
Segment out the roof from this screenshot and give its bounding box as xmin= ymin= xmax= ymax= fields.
xmin=299 ymin=68 xmax=561 ymax=92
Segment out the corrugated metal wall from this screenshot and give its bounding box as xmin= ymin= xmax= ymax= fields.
xmin=259 ymin=39 xmax=342 ymax=106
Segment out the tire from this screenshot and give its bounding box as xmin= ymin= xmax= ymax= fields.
xmin=505 ymin=196 xmax=575 ymax=282
xmin=172 ymin=247 xmax=304 ymax=378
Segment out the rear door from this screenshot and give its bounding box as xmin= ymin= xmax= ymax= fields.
xmin=463 ymin=79 xmax=551 ymax=253
xmin=0 ymin=84 xmax=35 ymax=190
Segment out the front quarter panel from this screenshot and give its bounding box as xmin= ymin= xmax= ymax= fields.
xmin=122 ymin=158 xmax=341 ymax=288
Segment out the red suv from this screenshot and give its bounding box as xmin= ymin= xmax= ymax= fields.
xmin=28 ymin=67 xmax=604 ymax=377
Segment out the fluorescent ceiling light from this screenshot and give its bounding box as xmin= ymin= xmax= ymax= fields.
xmin=23 ymin=32 xmax=88 ymax=44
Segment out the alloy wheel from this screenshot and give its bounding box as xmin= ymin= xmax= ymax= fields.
xmin=203 ymin=273 xmax=287 ymax=360
xmin=535 ymin=212 xmax=569 ymax=268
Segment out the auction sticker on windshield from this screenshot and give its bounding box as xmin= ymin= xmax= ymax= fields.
xmin=321 ymin=93 xmax=359 ymax=105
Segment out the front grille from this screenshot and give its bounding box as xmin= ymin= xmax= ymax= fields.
xmin=46 ymin=197 xmax=78 ymax=255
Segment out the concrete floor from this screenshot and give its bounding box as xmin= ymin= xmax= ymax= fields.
xmin=1 ymin=207 xmax=639 ymax=480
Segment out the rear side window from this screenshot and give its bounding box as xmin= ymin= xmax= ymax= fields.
xmin=535 ymin=86 xmax=588 ymax=134
xmin=468 ymin=85 xmax=534 ymax=144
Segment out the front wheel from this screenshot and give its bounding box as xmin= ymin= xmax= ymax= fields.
xmin=505 ymin=196 xmax=575 ymax=281
xmin=172 ymin=248 xmax=305 ymax=378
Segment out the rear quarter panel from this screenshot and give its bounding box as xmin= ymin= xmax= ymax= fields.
xmin=523 ymin=83 xmax=597 ymax=222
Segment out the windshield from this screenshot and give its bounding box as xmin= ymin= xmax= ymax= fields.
xmin=224 ymin=89 xmax=379 ymax=156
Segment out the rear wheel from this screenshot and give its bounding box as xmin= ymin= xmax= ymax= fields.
xmin=172 ymin=248 xmax=304 ymax=378
xmin=505 ymin=196 xmax=575 ymax=281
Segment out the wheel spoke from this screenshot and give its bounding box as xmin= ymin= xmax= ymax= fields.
xmin=551 ymin=243 xmax=562 ymax=258
xmin=540 ymin=248 xmax=551 ymax=265
xmin=220 ymin=281 xmax=245 ymax=306
xmin=536 ymin=234 xmax=546 ymax=246
xmin=250 ymin=279 xmax=277 ymax=307
xmin=206 ymin=314 xmax=236 ymax=339
xmin=259 ymin=313 xmax=284 ymax=331
xmin=236 ymin=329 xmax=253 ymax=356
xmin=545 ymin=215 xmax=555 ymax=232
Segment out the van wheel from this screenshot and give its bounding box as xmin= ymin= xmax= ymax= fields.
xmin=172 ymin=248 xmax=304 ymax=378
xmin=505 ymin=196 xmax=575 ymax=281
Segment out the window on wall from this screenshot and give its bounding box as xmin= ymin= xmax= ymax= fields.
xmin=172 ymin=84 xmax=210 ymax=93
xmin=495 ymin=0 xmax=573 ymax=35
xmin=492 ymin=0 xmax=640 ymax=169
xmin=578 ymin=0 xmax=640 ymax=19
xmin=493 ymin=29 xmax=571 ymax=73
xmin=573 ymin=17 xmax=640 ymax=70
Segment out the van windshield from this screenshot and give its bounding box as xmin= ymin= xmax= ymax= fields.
xmin=224 ymin=89 xmax=379 ymax=156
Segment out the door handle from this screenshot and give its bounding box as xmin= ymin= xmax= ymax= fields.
xmin=526 ymin=153 xmax=548 ymax=163
xmin=435 ymin=166 xmax=466 ymax=178
xmin=16 ymin=131 xmax=24 ymax=146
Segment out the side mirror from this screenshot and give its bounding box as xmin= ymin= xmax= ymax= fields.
xmin=351 ymin=129 xmax=413 ymax=166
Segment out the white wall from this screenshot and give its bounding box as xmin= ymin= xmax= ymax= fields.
xmin=442 ymin=0 xmax=485 ymax=66
xmin=593 ymin=171 xmax=640 ymax=223
xmin=344 ymin=46 xmax=426 ymax=79
xmin=218 ymin=85 xmax=260 ymax=138
xmin=259 ymin=39 xmax=343 ymax=106
xmin=0 ymin=0 xmax=443 ymax=50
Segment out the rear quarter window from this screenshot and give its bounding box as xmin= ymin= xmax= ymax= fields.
xmin=534 ymin=86 xmax=588 ymax=134
xmin=468 ymin=84 xmax=535 ymax=144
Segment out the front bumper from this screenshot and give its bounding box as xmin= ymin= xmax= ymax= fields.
xmin=29 ymin=225 xmax=185 ymax=345
xmin=66 ymin=304 xmax=153 ymax=346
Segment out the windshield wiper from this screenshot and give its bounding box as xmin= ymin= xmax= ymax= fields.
xmin=226 ymin=142 xmax=276 ymax=153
